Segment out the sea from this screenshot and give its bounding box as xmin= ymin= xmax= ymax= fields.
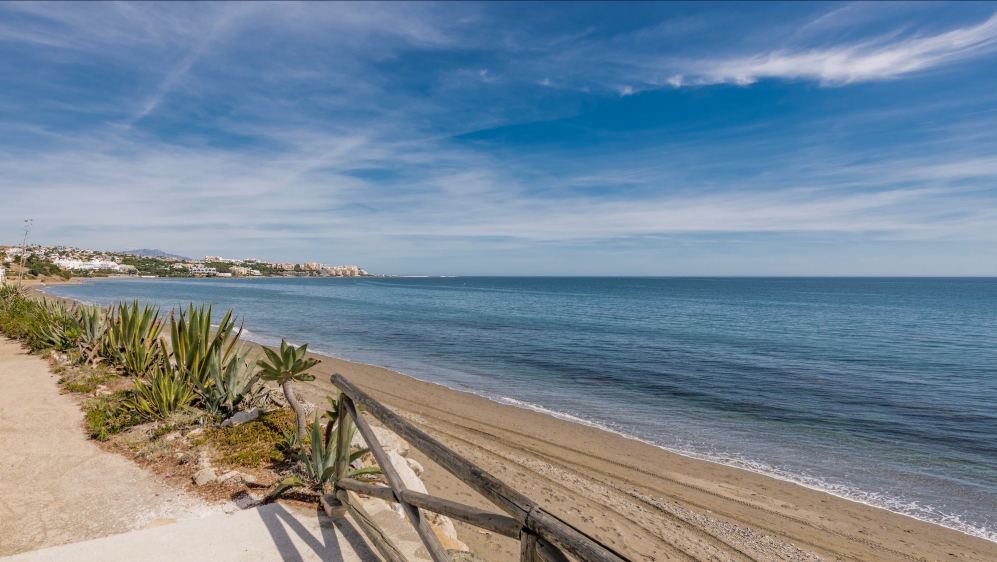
xmin=45 ymin=276 xmax=997 ymax=541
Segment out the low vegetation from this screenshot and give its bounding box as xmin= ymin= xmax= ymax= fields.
xmin=0 ymin=283 xmax=380 ymax=503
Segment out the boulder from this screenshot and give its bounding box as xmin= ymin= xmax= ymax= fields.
xmin=193 ymin=468 xmax=217 ymax=486
xmin=220 ymin=408 xmax=260 ymax=428
xmin=387 ymin=450 xmax=424 ymax=493
xmin=406 ymin=457 xmax=424 ymax=477
xmin=351 ymin=425 xmax=410 ymax=457
xmin=217 ymin=470 xmax=257 ymax=486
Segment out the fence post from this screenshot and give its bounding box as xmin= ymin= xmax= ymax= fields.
xmin=323 ymin=391 xmax=351 ymax=517
xmin=521 ymin=529 xmax=539 ymax=562
xmin=334 ymin=391 xmax=351 ymax=482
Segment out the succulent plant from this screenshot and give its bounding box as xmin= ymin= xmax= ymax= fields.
xmin=169 ymin=303 xmax=242 ymax=389
xmin=256 ymin=339 xmax=320 ymax=438
xmin=192 ymin=349 xmax=265 ymax=416
xmin=106 ymin=300 xmax=164 ymax=376
xmin=266 ymin=406 xmax=379 ymax=502
xmin=123 ymin=362 xmax=195 ymax=420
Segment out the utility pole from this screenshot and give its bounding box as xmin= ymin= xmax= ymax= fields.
xmin=16 ymin=218 xmax=32 ymax=293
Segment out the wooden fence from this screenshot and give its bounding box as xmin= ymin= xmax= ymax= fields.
xmin=327 ymin=374 xmax=631 ymax=562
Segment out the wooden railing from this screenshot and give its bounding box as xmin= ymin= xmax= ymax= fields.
xmin=327 ymin=374 xmax=631 ymax=562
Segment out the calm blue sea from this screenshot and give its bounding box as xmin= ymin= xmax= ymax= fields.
xmin=46 ymin=277 xmax=997 ymax=541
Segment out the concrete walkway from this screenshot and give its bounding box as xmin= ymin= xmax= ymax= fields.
xmin=3 ymin=503 xmax=379 ymax=562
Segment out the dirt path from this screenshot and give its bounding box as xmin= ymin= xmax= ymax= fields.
xmin=0 ymin=337 xmax=226 ymax=557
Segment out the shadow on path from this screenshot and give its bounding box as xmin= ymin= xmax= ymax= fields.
xmin=258 ymin=503 xmax=377 ymax=562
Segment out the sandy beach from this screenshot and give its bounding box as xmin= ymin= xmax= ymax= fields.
xmin=282 ymin=350 xmax=996 ymax=562
xmin=25 ymin=283 xmax=997 ymax=561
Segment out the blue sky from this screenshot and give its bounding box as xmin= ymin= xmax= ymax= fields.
xmin=1 ymin=1 xmax=995 ymax=275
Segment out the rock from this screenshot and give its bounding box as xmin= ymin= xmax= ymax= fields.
xmin=406 ymin=457 xmax=424 ymax=477
xmin=351 ymin=425 xmax=410 ymax=457
xmin=387 ymin=450 xmax=424 ymax=493
xmin=220 ymin=408 xmax=261 ymax=428
xmin=217 ymin=470 xmax=257 ymax=486
xmin=193 ymin=468 xmax=217 ymax=486
xmin=350 ymin=458 xmax=365 ymax=470
xmin=431 ymin=513 xmax=464 ymax=547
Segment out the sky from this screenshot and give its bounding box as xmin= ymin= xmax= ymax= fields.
xmin=1 ymin=1 xmax=995 ymax=276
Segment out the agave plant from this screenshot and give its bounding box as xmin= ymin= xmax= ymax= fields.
xmin=32 ymin=299 xmax=82 ymax=351
xmin=192 ymin=349 xmax=265 ymax=416
xmin=257 ymin=340 xmax=320 ymax=437
xmin=169 ymin=303 xmax=243 ymax=388
xmin=107 ymin=300 xmax=164 ymax=376
xmin=267 ymin=409 xmax=379 ymax=501
xmin=76 ymin=303 xmax=107 ymax=366
xmin=123 ymin=362 xmax=195 ymax=420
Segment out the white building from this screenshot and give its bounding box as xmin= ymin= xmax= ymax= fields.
xmin=188 ymin=266 xmax=217 ymax=276
xmin=53 ymin=258 xmax=123 ymax=272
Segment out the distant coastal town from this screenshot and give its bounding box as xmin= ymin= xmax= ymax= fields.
xmin=0 ymin=244 xmax=373 ymax=283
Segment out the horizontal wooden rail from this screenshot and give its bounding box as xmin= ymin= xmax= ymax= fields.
xmin=337 ymin=479 xmax=522 ymax=538
xmin=331 ymin=374 xmax=631 ymax=562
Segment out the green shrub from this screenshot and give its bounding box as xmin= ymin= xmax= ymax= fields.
xmin=0 ymin=291 xmax=47 ymax=347
xmin=83 ymin=391 xmax=144 ymax=441
xmin=59 ymin=364 xmax=116 ymax=394
xmin=212 ymin=408 xmax=297 ymax=468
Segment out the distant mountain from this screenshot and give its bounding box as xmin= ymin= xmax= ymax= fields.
xmin=121 ymin=248 xmax=190 ymax=260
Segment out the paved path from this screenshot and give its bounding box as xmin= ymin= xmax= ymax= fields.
xmin=3 ymin=503 xmax=379 ymax=562
xmin=0 ymin=338 xmax=224 ymax=556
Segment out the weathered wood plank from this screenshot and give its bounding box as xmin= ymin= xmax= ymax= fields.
xmin=342 ymin=395 xmax=452 ymax=562
xmin=332 ymin=374 xmax=536 ymax=522
xmin=521 ymin=529 xmax=539 ymax=562
xmin=334 ymin=392 xmax=351 ymax=483
xmin=537 ymin=538 xmax=571 ymax=562
xmin=527 ymin=508 xmax=628 ymax=562
xmin=336 ymin=488 xmax=408 ymax=562
xmin=337 ymin=479 xmax=524 ymax=539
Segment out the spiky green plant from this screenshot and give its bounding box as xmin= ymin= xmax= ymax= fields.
xmin=266 ymin=409 xmax=379 ymax=502
xmin=123 ymin=362 xmax=195 ymax=420
xmin=256 ymin=339 xmax=320 ymax=437
xmin=32 ymin=299 xmax=81 ymax=351
xmin=192 ymin=349 xmax=264 ymax=416
xmin=76 ymin=303 xmax=107 ymax=366
xmin=168 ymin=303 xmax=242 ymax=388
xmin=106 ymin=300 xmax=164 ymax=376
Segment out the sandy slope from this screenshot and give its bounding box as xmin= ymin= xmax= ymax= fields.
xmin=0 ymin=338 xmax=226 ymax=557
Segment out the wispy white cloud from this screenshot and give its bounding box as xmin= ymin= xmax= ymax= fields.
xmin=1 ymin=2 xmax=994 ymax=274
xmin=690 ymin=13 xmax=997 ymax=85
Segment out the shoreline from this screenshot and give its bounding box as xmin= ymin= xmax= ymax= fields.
xmin=32 ymin=282 xmax=997 ymax=560
xmin=286 ymin=341 xmax=997 ymax=544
